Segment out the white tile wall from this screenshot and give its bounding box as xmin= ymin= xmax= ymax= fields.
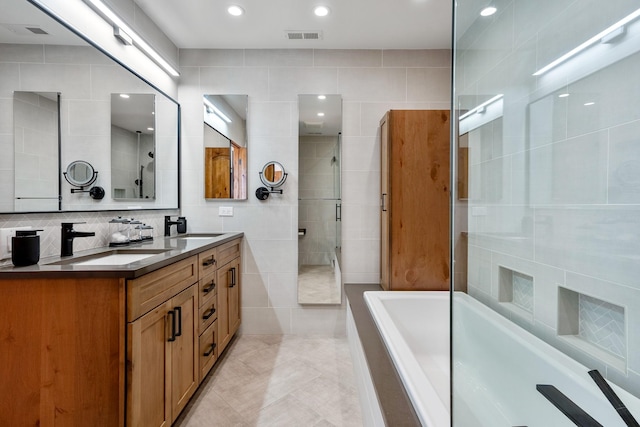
xmin=179 ymin=48 xmax=451 ymax=335
xmin=456 ymin=0 xmax=640 ymax=396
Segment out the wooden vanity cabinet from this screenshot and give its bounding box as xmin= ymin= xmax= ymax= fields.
xmin=126 ymin=256 xmax=199 ymax=426
xmin=380 ymin=110 xmax=451 ymax=291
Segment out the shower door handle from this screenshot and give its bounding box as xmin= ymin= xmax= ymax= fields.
xmin=381 ymin=193 xmax=387 ymax=211
xmin=336 ymin=204 xmax=342 ymax=221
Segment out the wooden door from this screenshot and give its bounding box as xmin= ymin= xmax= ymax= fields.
xmin=387 ymin=110 xmax=450 ymax=291
xmin=204 ymin=147 xmax=231 ymax=198
xmin=127 ymin=302 xmax=172 ymax=427
xmin=170 ymin=286 xmax=198 ymax=422
xmin=216 ymin=262 xmax=231 ymax=353
xmin=380 ymin=113 xmax=390 ymax=290
xmin=227 ymin=259 xmax=241 ymax=336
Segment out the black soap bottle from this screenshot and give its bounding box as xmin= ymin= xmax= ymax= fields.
xmin=12 ymin=229 xmax=42 ymax=267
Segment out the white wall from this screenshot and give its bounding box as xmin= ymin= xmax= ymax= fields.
xmin=179 ymin=48 xmax=451 ymax=335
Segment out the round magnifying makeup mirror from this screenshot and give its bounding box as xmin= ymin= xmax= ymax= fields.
xmin=64 ymin=160 xmax=98 ymax=187
xmin=63 ymin=160 xmax=104 ymax=199
xmin=259 ymin=161 xmax=287 ymax=188
xmin=256 ymin=161 xmax=288 ymax=200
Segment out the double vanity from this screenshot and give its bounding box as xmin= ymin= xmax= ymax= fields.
xmin=0 ymin=232 xmax=243 ymax=426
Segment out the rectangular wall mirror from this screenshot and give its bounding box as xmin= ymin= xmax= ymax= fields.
xmin=12 ymin=91 xmax=61 ymax=212
xmin=0 ymin=0 xmax=180 ymax=213
xmin=297 ymin=94 xmax=343 ymax=305
xmin=111 ymin=93 xmax=156 ymax=200
xmin=203 ymin=95 xmax=248 ymax=199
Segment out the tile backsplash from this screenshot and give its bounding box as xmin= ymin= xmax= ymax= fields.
xmin=0 ymin=210 xmax=177 ymax=266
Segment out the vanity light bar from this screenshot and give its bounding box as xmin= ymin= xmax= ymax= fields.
xmin=203 ymin=98 xmax=232 ymax=123
xmin=458 ymin=94 xmax=503 ymax=121
xmin=533 ymin=7 xmax=640 ymax=76
xmin=87 ymin=0 xmax=180 ymax=77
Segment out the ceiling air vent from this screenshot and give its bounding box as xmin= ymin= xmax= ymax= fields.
xmin=0 ymin=23 xmax=49 ymax=36
xmin=285 ymin=30 xmax=323 ymax=40
xmin=304 ymin=121 xmax=324 ymax=130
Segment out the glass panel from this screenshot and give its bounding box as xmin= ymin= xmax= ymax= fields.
xmin=453 ymin=0 xmax=640 ymax=425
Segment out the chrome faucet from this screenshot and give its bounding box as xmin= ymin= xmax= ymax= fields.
xmin=164 ymin=216 xmax=187 ymax=236
xmin=61 ymin=222 xmax=96 ymax=257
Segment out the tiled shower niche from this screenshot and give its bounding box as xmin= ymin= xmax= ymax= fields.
xmin=558 ymin=286 xmax=626 ymax=371
xmin=499 ymin=267 xmax=534 ymax=319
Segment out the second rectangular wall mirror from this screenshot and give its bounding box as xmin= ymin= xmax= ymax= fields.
xmin=297 ymin=94 xmax=343 ymax=305
xmin=203 ymin=95 xmax=248 ymax=200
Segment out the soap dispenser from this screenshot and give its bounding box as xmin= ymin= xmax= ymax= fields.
xmin=12 ymin=229 xmax=43 ymax=266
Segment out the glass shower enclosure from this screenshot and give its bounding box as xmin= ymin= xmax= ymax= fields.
xmin=452 ymin=0 xmax=640 ymax=424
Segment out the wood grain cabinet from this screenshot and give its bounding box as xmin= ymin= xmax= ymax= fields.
xmin=380 ymin=110 xmax=451 ymax=291
xmin=0 ymin=236 xmax=242 ymax=426
xmin=126 ymin=257 xmax=199 ymax=427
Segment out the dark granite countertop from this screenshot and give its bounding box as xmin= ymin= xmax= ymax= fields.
xmin=345 ymin=283 xmax=421 ymax=427
xmin=0 ymin=232 xmax=243 ymax=279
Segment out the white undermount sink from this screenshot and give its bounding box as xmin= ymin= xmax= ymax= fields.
xmin=72 ymin=253 xmax=159 ymax=265
xmin=46 ymin=249 xmax=169 ymax=266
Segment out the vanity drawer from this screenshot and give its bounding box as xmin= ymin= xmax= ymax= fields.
xmin=198 ymin=247 xmax=217 ymax=277
xmin=217 ymin=238 xmax=241 ymax=268
xmin=199 ymin=298 xmax=217 ymax=334
xmin=127 ymin=255 xmax=198 ymax=321
xmin=199 ymin=320 xmax=217 ymax=381
xmin=198 ymin=273 xmax=217 ymax=308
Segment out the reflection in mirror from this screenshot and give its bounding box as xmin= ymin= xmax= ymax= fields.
xmin=12 ymin=91 xmax=61 ymax=212
xmin=110 ymin=93 xmax=156 ymax=199
xmin=260 ymin=162 xmax=287 ymax=187
xmin=203 ymin=95 xmax=248 ymax=199
xmin=297 ymin=94 xmax=343 ymax=305
xmin=1 ymin=0 xmax=180 ymax=213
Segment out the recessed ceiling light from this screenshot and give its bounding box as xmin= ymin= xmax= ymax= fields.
xmin=314 ymin=6 xmax=330 ymax=17
xmin=480 ymin=6 xmax=497 ymax=16
xmin=119 ymin=93 xmax=130 ymax=98
xmin=318 ymin=95 xmax=326 ymax=100
xmin=317 ymin=112 xmax=325 ymax=117
xmin=228 ymin=5 xmax=244 ymax=16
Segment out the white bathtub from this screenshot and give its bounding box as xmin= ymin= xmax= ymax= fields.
xmin=364 ymin=291 xmax=640 ymax=426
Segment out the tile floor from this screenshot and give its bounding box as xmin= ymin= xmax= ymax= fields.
xmin=174 ymin=334 xmax=364 ymax=426
xmin=298 ymin=265 xmax=341 ymax=304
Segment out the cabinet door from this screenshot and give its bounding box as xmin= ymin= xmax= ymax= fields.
xmin=170 ymin=286 xmax=199 ymax=422
xmin=228 ymin=259 xmax=241 ymax=336
xmin=127 ymin=302 xmax=172 ymax=427
xmin=380 ymin=113 xmax=390 ymax=290
xmin=216 ymin=262 xmax=230 ymax=354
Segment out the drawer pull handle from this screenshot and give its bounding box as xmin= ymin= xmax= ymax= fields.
xmin=203 ymin=343 xmax=216 ymax=357
xmin=203 ymin=280 xmax=216 ymax=294
xmin=202 ymin=257 xmax=216 ymax=267
xmin=229 ymin=267 xmax=236 ymax=288
xmin=174 ymin=306 xmax=182 ymax=337
xmin=203 ymin=307 xmax=216 ymax=320
xmin=168 ymin=310 xmax=176 ymax=342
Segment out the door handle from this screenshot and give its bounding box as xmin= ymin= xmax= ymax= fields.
xmin=229 ymin=267 xmax=236 ymax=288
xmin=174 ymin=306 xmax=182 ymax=337
xmin=381 ymin=193 xmax=387 ymax=212
xmin=203 ymin=280 xmax=216 ymax=294
xmin=203 ymin=307 xmax=216 ymax=320
xmin=336 ymin=203 xmax=342 ymax=221
xmin=167 ymin=310 xmax=176 ymax=342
